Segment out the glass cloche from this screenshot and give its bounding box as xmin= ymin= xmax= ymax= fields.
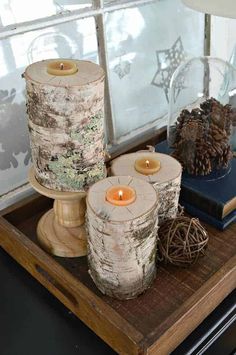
xmin=168 ymin=57 xmax=236 ymax=177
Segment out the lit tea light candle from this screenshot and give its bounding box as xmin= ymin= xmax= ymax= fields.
xmin=47 ymin=59 xmax=78 ymax=76
xmin=134 ymin=156 xmax=161 ymax=175
xmin=106 ymin=185 xmax=136 ymax=206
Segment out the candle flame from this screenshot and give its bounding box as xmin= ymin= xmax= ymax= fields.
xmin=146 ymin=160 xmax=150 ymax=168
xmin=118 ymin=190 xmax=123 ymax=200
xmin=60 ymin=62 xmax=64 ymax=70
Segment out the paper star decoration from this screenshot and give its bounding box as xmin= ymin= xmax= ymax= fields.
xmin=152 ymin=37 xmax=186 ymax=102
xmin=113 ymin=60 xmax=131 ymax=79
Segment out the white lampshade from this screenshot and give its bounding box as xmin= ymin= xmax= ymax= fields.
xmin=182 ymin=0 xmax=236 ymax=19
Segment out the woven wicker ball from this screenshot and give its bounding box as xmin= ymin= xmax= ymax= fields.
xmin=158 ymin=216 xmax=209 ymax=266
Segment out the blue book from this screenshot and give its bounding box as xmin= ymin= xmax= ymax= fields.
xmin=156 ymin=140 xmax=236 ymax=221
xmin=180 ymin=200 xmax=236 ymax=231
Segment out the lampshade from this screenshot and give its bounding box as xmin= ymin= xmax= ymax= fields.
xmin=182 ymin=0 xmax=236 ymax=19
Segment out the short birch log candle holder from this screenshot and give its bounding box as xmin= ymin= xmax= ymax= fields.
xmin=86 ymin=176 xmax=159 ymax=300
xmin=29 ymin=167 xmax=87 ymax=257
xmin=111 ymin=152 xmax=182 ymax=224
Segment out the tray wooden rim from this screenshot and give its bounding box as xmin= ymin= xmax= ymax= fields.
xmin=0 ymin=193 xmax=235 ymax=355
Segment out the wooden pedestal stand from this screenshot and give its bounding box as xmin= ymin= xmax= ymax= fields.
xmin=29 ymin=167 xmax=87 ymax=257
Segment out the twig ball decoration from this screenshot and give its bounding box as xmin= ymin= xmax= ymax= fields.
xmin=158 ymin=216 xmax=209 ymax=266
xmin=24 ymin=59 xmax=106 ymax=192
xmin=110 ymin=152 xmax=182 ymax=224
xmin=86 ymin=176 xmax=159 ymax=300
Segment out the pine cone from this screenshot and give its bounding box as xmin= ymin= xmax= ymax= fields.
xmin=172 ymin=97 xmax=233 ymax=175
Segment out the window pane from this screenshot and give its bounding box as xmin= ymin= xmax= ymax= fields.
xmin=0 ymin=17 xmax=98 ymax=197
xmin=104 ymin=0 xmax=205 ymax=143
xmin=211 ymin=16 xmax=236 ymax=62
xmin=0 ymin=0 xmax=92 ymax=27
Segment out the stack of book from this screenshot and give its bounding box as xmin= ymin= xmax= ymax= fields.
xmin=156 ymin=141 xmax=236 ymax=230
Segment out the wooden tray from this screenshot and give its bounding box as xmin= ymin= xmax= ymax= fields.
xmin=0 ymin=194 xmax=235 ymax=354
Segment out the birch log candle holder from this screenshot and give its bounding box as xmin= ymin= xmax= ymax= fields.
xmin=86 ymin=176 xmax=159 ymax=300
xmin=24 ymin=59 xmax=106 ymax=192
xmin=24 ymin=59 xmax=105 ymax=257
xmin=111 ymin=152 xmax=182 ymax=224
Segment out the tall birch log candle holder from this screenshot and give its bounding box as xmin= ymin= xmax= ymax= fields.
xmin=86 ymin=176 xmax=159 ymax=300
xmin=24 ymin=59 xmax=105 ymax=257
xmin=110 ymin=151 xmax=182 ymax=224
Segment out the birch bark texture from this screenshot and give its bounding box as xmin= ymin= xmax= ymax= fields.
xmin=24 ymin=59 xmax=106 ymax=192
xmin=86 ymin=176 xmax=159 ymax=300
xmin=111 ymin=152 xmax=182 ymax=224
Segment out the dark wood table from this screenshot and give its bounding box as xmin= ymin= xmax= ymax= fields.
xmin=0 ymin=247 xmax=235 ymax=355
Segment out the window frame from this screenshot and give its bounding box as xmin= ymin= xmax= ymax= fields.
xmin=0 ymin=2 xmax=209 ymax=208
xmin=0 ymin=0 xmax=155 ymax=146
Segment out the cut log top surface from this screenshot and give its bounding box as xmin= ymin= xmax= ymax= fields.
xmin=111 ymin=152 xmax=182 ymax=184
xmin=24 ymin=59 xmax=105 ymax=87
xmin=87 ymin=176 xmax=158 ymax=222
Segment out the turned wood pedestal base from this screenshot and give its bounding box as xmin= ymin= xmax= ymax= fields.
xmin=29 ymin=167 xmax=87 ymax=257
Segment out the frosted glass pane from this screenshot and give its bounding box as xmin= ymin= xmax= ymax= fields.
xmin=105 ymin=0 xmax=205 ymax=142
xmin=0 ymin=18 xmax=98 ymax=197
xmin=0 ymin=0 xmax=91 ymax=27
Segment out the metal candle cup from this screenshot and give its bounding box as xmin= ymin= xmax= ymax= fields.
xmin=106 ymin=185 xmax=136 ymax=206
xmin=47 ymin=60 xmax=78 ymax=76
xmin=134 ymin=156 xmax=161 ymax=175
